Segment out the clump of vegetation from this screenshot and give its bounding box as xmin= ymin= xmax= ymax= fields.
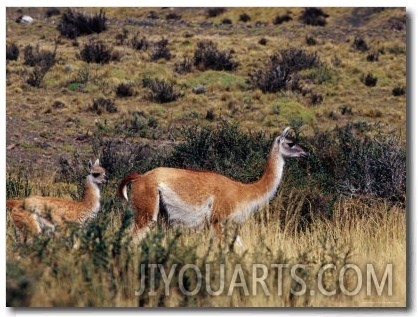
xmin=45 ymin=7 xmax=61 ymax=18
xmin=273 ymin=13 xmax=292 ymax=25
xmin=150 ymin=39 xmax=171 ymax=61
xmin=239 ymin=13 xmax=251 ymax=22
xmin=193 ymin=40 xmax=238 ymax=71
xmin=24 ymin=44 xmax=57 ymax=87
xmin=166 ymin=12 xmax=181 ymax=20
xmin=147 ymin=11 xmax=159 ymax=19
xmin=258 ymin=38 xmax=267 ymax=45
xmin=392 ymin=86 xmax=406 ymax=96
xmin=366 ymin=51 xmax=379 ymax=62
xmin=162 ymin=121 xmax=271 ymax=182
xmin=174 ymin=56 xmax=193 ymax=74
xmin=23 ymin=44 xmax=56 ymax=69
xmin=310 ymin=92 xmax=323 ymax=105
xmin=299 ymin=7 xmax=329 ymax=26
xmin=88 ymin=98 xmax=118 ymax=115
xmin=248 ymin=48 xmax=319 ymax=93
xmin=221 ymin=18 xmax=232 ymax=25
xmin=116 ymin=83 xmax=134 ymax=97
xmin=142 ymin=78 xmax=183 ymax=103
xmin=363 ymin=73 xmax=378 ymax=87
xmin=305 ymin=34 xmax=317 ymax=46
xmin=248 ymin=62 xmax=292 ymax=93
xmin=129 ymin=33 xmax=150 ymax=51
xmin=207 ymin=7 xmax=226 ymax=18
xmin=276 ymin=48 xmax=320 ymax=73
xmin=6 ymin=43 xmax=19 ymax=61
xmin=80 ymin=40 xmax=117 ymax=64
xmin=57 ymin=9 xmax=107 ymax=39
xmin=353 ymin=36 xmax=369 ymax=51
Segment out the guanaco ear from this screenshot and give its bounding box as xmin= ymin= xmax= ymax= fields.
xmin=88 ymin=160 xmax=93 ymax=170
xmin=279 ymin=127 xmax=291 ymax=142
xmin=93 ymin=159 xmax=100 ymax=166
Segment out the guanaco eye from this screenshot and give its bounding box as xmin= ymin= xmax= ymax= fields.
xmin=287 ymin=142 xmax=295 ymax=148
xmin=92 ymin=173 xmax=101 ymax=178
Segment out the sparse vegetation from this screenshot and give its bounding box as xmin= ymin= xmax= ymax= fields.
xmin=57 ymin=9 xmax=107 ymax=39
xmin=88 ymin=97 xmax=118 ymax=114
xmin=116 ymin=82 xmax=134 ymax=97
xmin=239 ymin=13 xmax=251 ymax=22
xmin=273 ymin=13 xmax=292 ymax=25
xmin=193 ymin=40 xmax=238 ymax=71
xmin=149 ymin=39 xmax=171 ymax=61
xmin=207 ymin=7 xmax=226 ymax=18
xmin=80 ymin=40 xmax=117 ymax=64
xmin=299 ymin=8 xmax=329 ymax=26
xmin=6 ymin=43 xmax=19 ymax=61
xmin=6 ymin=7 xmax=406 ymax=308
xmin=142 ymin=78 xmax=183 ymax=103
xmin=363 ymin=73 xmax=378 ymax=87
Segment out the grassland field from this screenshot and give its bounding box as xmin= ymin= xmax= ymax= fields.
xmin=5 ymin=7 xmax=406 ymax=307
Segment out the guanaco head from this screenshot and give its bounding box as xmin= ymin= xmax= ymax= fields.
xmin=276 ymin=127 xmax=308 ymax=159
xmin=88 ymin=159 xmax=107 ymax=184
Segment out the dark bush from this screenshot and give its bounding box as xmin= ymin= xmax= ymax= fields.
xmin=310 ymin=93 xmax=323 ymax=105
xmin=299 ymin=7 xmax=329 ymax=26
xmin=249 ymin=48 xmax=319 ymax=93
xmin=57 ymin=9 xmax=107 ymax=39
xmin=239 ymin=13 xmax=251 ymax=22
xmin=392 ymin=86 xmax=406 ymax=96
xmin=26 ymin=66 xmax=48 ymax=87
xmin=23 ymin=44 xmax=56 ymax=70
xmin=116 ymin=83 xmax=134 ymax=97
xmin=24 ymin=44 xmax=57 ymax=87
xmin=80 ymin=40 xmax=113 ymax=64
xmin=248 ymin=63 xmax=292 ymax=93
xmin=150 ymin=39 xmax=171 ymax=61
xmin=273 ymin=14 xmax=292 ymax=25
xmin=363 ymin=73 xmax=378 ymax=87
xmin=147 ymin=11 xmax=159 ymax=19
xmin=258 ymin=38 xmax=267 ymax=45
xmin=45 ymin=7 xmax=61 ymax=18
xmin=221 ymin=18 xmax=232 ymax=25
xmin=143 ymin=78 xmax=183 ymax=103
xmin=207 ymin=7 xmax=226 ymax=18
xmin=205 ymin=109 xmax=215 ymax=121
xmin=129 ymin=33 xmax=150 ymax=51
xmin=277 ymin=48 xmax=320 ymax=73
xmin=353 ymin=36 xmax=369 ymax=51
xmin=166 ymin=12 xmax=181 ymax=20
xmin=193 ymin=40 xmax=238 ymax=71
xmin=88 ymin=98 xmax=118 ymax=115
xmin=366 ymin=51 xmax=379 ymax=62
xmin=6 ymin=43 xmax=19 ymax=61
xmin=115 ymin=29 xmax=129 ymax=46
xmin=305 ymin=35 xmax=317 ymax=46
xmin=162 ymin=121 xmax=272 ymax=182
xmin=173 ymin=56 xmax=193 ymax=74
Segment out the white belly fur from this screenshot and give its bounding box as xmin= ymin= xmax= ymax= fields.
xmin=158 ymin=184 xmax=213 ymax=228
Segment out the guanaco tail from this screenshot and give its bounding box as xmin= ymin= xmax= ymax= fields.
xmin=7 ymin=159 xmax=106 ymax=242
xmin=118 ymin=127 xmax=308 ymax=249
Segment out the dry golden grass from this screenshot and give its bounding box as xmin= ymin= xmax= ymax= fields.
xmin=6 ymin=182 xmax=406 ymax=307
xmin=6 ymin=7 xmax=406 ymax=308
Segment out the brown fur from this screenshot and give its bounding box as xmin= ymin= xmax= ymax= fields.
xmin=119 ymin=127 xmax=308 ymax=242
xmin=8 ymin=159 xmax=106 ymax=243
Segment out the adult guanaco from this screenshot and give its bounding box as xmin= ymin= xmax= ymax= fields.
xmin=118 ymin=127 xmax=308 ymax=248
xmin=7 ymin=159 xmax=106 ymax=242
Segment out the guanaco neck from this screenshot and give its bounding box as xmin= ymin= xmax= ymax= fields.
xmin=248 ymin=152 xmax=285 ymax=201
xmin=79 ymin=175 xmax=101 ymax=221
